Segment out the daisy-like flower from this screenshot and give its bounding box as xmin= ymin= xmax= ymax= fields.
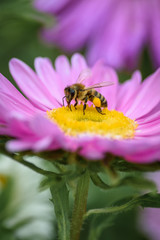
xmin=0 ymin=53 xmax=160 ymax=163
xmin=34 ymin=0 xmax=160 ymax=70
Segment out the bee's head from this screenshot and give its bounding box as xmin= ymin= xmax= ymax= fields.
xmin=64 ymin=86 xmax=75 ymax=103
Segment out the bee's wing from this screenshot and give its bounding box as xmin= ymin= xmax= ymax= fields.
xmin=83 ymin=81 xmax=114 ymax=90
xmin=76 ymin=69 xmax=91 ymax=84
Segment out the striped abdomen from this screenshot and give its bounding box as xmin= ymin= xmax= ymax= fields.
xmin=88 ymin=90 xmax=107 ymax=107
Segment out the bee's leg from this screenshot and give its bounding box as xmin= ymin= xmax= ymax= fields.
xmin=96 ymin=107 xmax=105 ymax=115
xmin=68 ymin=102 xmax=72 ymax=111
xmin=74 ymin=98 xmax=78 ymax=110
xmin=62 ymin=96 xmax=66 ymax=106
xmin=83 ymin=96 xmax=88 ymax=115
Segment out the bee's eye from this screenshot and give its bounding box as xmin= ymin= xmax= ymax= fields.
xmin=70 ymin=89 xmax=75 ymax=97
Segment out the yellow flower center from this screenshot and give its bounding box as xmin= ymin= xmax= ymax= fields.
xmin=47 ymin=104 xmax=138 ymax=139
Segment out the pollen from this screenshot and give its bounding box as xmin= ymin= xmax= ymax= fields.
xmin=47 ymin=104 xmax=138 ymax=139
xmin=93 ymin=97 xmax=101 ymax=107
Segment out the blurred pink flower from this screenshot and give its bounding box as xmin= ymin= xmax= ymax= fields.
xmin=0 ymin=53 xmax=160 ymax=163
xmin=34 ymin=0 xmax=160 ymax=70
xmin=139 ymin=171 xmax=160 ymax=240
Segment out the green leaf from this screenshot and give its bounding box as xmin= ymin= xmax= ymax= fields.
xmin=90 ymin=172 xmax=157 ymax=193
xmin=90 ymin=172 xmax=110 ymax=190
xmin=110 ymin=157 xmax=160 ymax=172
xmin=0 ymin=178 xmax=13 ymax=220
xmin=84 ymin=193 xmax=160 ymax=220
xmin=50 ymin=179 xmax=70 ymax=240
xmin=139 ymin=193 xmax=160 ymax=208
xmin=39 ymin=177 xmax=59 ymax=191
xmin=1 ymin=151 xmax=66 ymax=179
xmin=70 ymin=170 xmax=90 ymax=240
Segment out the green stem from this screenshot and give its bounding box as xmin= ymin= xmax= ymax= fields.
xmin=2 ymin=151 xmax=67 ymax=179
xmin=12 ymin=156 xmax=57 ymax=177
xmin=50 ymin=182 xmax=70 ymax=240
xmin=84 ymin=196 xmax=142 ymax=220
xmin=84 ymin=192 xmax=160 ymax=220
xmin=70 ymin=170 xmax=90 ymax=240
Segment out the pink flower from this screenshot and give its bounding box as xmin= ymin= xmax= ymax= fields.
xmin=0 ymin=53 xmax=160 ymax=163
xmin=34 ymin=0 xmax=160 ymax=70
xmin=139 ymin=172 xmax=160 ymax=240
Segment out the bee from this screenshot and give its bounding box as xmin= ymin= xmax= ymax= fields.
xmin=62 ymin=70 xmax=114 ymax=115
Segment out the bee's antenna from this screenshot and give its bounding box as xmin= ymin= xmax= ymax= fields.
xmin=62 ymin=96 xmax=66 ymax=106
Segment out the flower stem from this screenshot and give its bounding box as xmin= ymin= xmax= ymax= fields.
xmin=70 ymin=169 xmax=90 ymax=240
xmin=50 ymin=181 xmax=70 ymax=240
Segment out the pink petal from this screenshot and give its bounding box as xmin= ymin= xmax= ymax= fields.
xmin=55 ymin=55 xmax=72 ymax=89
xmin=5 ymin=114 xmax=66 ymax=152
xmin=136 ymin=121 xmax=160 ymax=136
xmin=30 ymin=114 xmax=62 ymax=137
xmin=0 ymin=103 xmax=10 ymax=123
xmin=33 ymin=0 xmax=71 ymax=14
xmin=71 ymin=53 xmax=88 ymax=79
xmin=86 ymin=60 xmax=118 ymax=109
xmin=0 ymin=73 xmax=37 ymax=115
xmin=41 ymin=0 xmax=109 ymax=51
xmin=87 ymin=0 xmax=147 ymax=69
xmin=34 ymin=57 xmax=63 ymax=105
xmin=5 ymin=113 xmax=34 ymax=138
xmin=126 ymin=68 xmax=160 ymax=119
xmin=6 ymin=140 xmax=37 ymax=152
xmin=29 ymin=115 xmax=66 ymax=150
xmin=73 ymin=136 xmax=159 ymax=163
xmin=0 ymin=92 xmax=37 ymax=118
xmin=126 ymin=148 xmax=160 ymax=163
xmin=109 ymin=137 xmax=160 ymax=163
xmin=116 ymin=70 xmax=142 ymax=114
xmin=137 ymin=102 xmax=160 ymax=124
xmin=149 ymin=0 xmax=160 ymax=67
xmin=78 ymin=137 xmax=107 ymax=160
xmin=33 ymin=136 xmax=55 ymax=151
xmin=9 ymin=58 xmax=59 ymax=110
xmin=0 ymin=127 xmax=9 ymax=136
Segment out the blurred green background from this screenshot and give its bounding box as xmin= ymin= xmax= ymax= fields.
xmin=0 ymin=0 xmax=62 ymax=82
xmin=0 ymin=0 xmax=155 ymax=240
